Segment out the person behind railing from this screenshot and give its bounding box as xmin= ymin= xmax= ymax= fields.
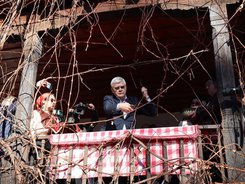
xmin=30 ymin=92 xmax=57 ymax=163
xmin=0 ymin=95 xmax=17 ymax=156
xmin=101 ymin=76 xmax=157 ymax=131
xmin=182 ymin=80 xmax=223 ymax=183
xmin=182 ymin=80 xmax=222 ymax=126
xmin=204 ymin=80 xmax=222 ymax=124
xmin=100 ymin=76 xmax=157 ymax=184
xmin=68 ymin=102 xmax=99 ymax=132
xmin=181 ymin=97 xmax=207 ymax=126
xmin=0 ymin=95 xmax=17 ymax=139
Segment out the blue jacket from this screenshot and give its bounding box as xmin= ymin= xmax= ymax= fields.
xmin=0 ymin=98 xmax=17 ymax=138
xmin=102 ymin=95 xmax=157 ymax=130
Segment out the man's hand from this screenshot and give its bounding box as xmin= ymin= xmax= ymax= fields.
xmin=117 ymin=102 xmax=134 ymax=113
xmin=141 ymin=86 xmax=151 ymax=101
xmin=36 ymin=79 xmax=52 ymax=90
xmin=87 ymin=103 xmax=95 ymax=110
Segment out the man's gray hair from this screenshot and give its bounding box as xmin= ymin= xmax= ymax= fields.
xmin=110 ymin=76 xmax=126 ymax=87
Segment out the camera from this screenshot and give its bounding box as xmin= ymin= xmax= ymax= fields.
xmin=52 ymin=109 xmax=65 ymax=122
xmin=67 ymin=103 xmax=88 ymax=126
xmin=73 ymin=102 xmax=89 ymax=115
xmin=68 ymin=102 xmax=88 ymax=119
xmin=222 ymin=85 xmax=244 ymax=96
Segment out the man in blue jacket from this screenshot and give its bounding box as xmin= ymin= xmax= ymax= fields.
xmin=102 ymin=76 xmax=157 ymax=131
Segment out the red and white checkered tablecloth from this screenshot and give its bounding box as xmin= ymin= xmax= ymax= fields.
xmin=49 ymin=125 xmax=200 ymax=179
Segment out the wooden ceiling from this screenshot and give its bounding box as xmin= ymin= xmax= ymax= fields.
xmin=0 ymin=2 xmax=244 ymax=118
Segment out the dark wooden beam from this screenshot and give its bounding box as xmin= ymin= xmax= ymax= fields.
xmin=0 ymin=0 xmax=238 ymax=39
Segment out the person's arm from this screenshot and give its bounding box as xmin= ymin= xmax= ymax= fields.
xmin=138 ymin=102 xmax=157 ymax=116
xmin=103 ymin=95 xmax=133 ymax=116
xmin=103 ymin=95 xmax=118 ymax=115
xmin=141 ymin=86 xmax=152 ymax=102
xmin=138 ymin=87 xmax=157 ymax=116
xmin=86 ymin=103 xmax=99 ymax=122
xmin=30 ymin=110 xmax=39 ymax=140
xmin=30 ymin=111 xmax=50 ymax=137
xmin=86 ymin=103 xmax=99 ymax=131
xmin=30 ymin=110 xmax=40 ymax=159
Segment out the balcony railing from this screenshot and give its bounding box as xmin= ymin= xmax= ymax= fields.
xmin=48 ymin=125 xmax=201 ymax=184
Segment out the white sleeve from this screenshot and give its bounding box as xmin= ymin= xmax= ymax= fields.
xmin=30 ymin=110 xmax=49 ymax=138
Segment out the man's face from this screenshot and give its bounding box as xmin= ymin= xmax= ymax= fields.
xmin=43 ymin=94 xmax=56 ymax=113
xmin=206 ymin=81 xmax=217 ymax=97
xmin=111 ymin=82 xmax=127 ymax=100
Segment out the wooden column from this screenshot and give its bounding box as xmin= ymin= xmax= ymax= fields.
xmin=12 ymin=32 xmax=42 ymax=183
xmin=209 ymin=2 xmax=245 ymax=182
xmin=15 ymin=32 xmax=42 ymax=131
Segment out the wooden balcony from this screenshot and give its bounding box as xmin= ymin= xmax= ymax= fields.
xmin=48 ymin=125 xmax=204 ymax=184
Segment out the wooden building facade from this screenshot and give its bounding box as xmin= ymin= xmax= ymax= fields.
xmin=0 ymin=0 xmax=244 ymax=183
